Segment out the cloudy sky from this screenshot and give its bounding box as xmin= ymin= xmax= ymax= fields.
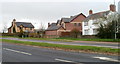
xmin=0 ymin=0 xmax=120 ymax=32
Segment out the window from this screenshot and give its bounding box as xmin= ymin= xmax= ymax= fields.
xmin=19 ymin=27 xmax=22 ymax=30
xmin=30 ymin=28 xmax=32 ymax=30
xmin=93 ymin=29 xmax=98 ymax=34
xmin=85 ymin=30 xmax=88 ymax=35
xmin=84 ymin=22 xmax=88 ymax=26
xmin=78 ymin=23 xmax=81 ymax=26
xmin=74 ymin=23 xmax=77 ymax=26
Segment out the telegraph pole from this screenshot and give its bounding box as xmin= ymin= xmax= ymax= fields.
xmin=114 ymin=0 xmax=117 ymax=39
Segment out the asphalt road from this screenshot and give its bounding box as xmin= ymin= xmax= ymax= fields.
xmin=2 ymin=42 xmax=119 ymax=64
xmin=2 ymin=38 xmax=119 ymax=49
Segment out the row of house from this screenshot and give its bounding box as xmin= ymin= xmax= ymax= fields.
xmin=45 ymin=4 xmax=116 ymax=38
xmin=8 ymin=4 xmax=117 ymax=38
xmin=45 ymin=13 xmax=86 ymax=38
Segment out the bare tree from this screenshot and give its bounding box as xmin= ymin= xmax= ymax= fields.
xmin=37 ymin=22 xmax=45 ymax=38
xmin=2 ymin=23 xmax=8 ymax=33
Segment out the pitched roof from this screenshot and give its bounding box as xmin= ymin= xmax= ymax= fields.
xmin=61 ymin=13 xmax=86 ymax=23
xmin=61 ymin=18 xmax=71 ymax=23
xmin=16 ymin=22 xmax=34 ymax=28
xmin=46 ymin=13 xmax=86 ymax=31
xmin=46 ymin=23 xmax=64 ymax=31
xmin=56 ymin=20 xmax=61 ymax=25
xmin=84 ymin=10 xmax=111 ymax=22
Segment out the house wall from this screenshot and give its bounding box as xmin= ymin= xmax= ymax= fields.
xmin=8 ymin=28 xmax=11 ymax=33
xmin=83 ymin=20 xmax=98 ymax=35
xmin=118 ymin=1 xmax=120 ymax=14
xmin=57 ymin=27 xmax=65 ymax=36
xmin=65 ymin=23 xmax=82 ymax=31
xmin=45 ymin=30 xmax=57 ymax=35
xmin=45 ymin=30 xmax=59 ymax=38
xmin=65 ymin=15 xmax=85 ymax=32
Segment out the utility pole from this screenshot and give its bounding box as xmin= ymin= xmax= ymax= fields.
xmin=114 ymin=0 xmax=117 ymax=39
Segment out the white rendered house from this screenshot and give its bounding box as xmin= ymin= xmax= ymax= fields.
xmin=118 ymin=1 xmax=120 ymax=14
xmin=82 ymin=4 xmax=117 ymax=35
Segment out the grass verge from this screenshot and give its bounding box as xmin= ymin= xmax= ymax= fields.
xmin=55 ymin=37 xmax=120 ymax=42
xmin=2 ymin=39 xmax=120 ymax=55
xmin=2 ymin=36 xmax=120 ymax=42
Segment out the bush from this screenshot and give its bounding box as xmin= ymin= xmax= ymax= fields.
xmin=70 ymin=28 xmax=81 ymax=38
xmin=28 ymin=33 xmax=38 ymax=37
xmin=2 ymin=33 xmax=16 ymax=36
xmin=97 ymin=21 xmax=120 ymax=39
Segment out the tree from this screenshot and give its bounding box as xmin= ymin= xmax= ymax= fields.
xmin=70 ymin=28 xmax=81 ymax=38
xmin=2 ymin=23 xmax=7 ymax=33
xmin=116 ymin=14 xmax=120 ymax=38
xmin=37 ymin=22 xmax=45 ymax=38
xmin=97 ymin=13 xmax=120 ymax=39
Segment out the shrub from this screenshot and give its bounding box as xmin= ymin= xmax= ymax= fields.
xmin=70 ymin=28 xmax=81 ymax=38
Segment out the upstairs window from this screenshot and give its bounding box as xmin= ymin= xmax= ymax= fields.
xmin=84 ymin=22 xmax=88 ymax=26
xmin=78 ymin=23 xmax=81 ymax=26
xmin=74 ymin=23 xmax=77 ymax=26
xmin=30 ymin=28 xmax=32 ymax=30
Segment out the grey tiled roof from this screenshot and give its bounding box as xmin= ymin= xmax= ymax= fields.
xmin=61 ymin=15 xmax=78 ymax=23
xmin=61 ymin=18 xmax=71 ymax=22
xmin=16 ymin=22 xmax=34 ymax=28
xmin=84 ymin=10 xmax=110 ymax=22
xmin=46 ymin=23 xmax=63 ymax=31
xmin=57 ymin=20 xmax=61 ymax=25
xmin=61 ymin=13 xmax=85 ymax=23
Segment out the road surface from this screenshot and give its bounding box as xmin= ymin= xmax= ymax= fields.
xmin=2 ymin=42 xmax=119 ymax=64
xmin=1 ymin=37 xmax=119 ymax=49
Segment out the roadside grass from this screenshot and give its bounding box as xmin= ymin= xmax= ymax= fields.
xmin=2 ymin=36 xmax=71 ymax=42
xmin=54 ymin=37 xmax=120 ymax=42
xmin=2 ymin=39 xmax=120 ymax=55
xmin=2 ymin=36 xmax=120 ymax=42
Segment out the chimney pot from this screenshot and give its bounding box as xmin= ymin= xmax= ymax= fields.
xmin=48 ymin=23 xmax=50 ymax=27
xmin=89 ymin=10 xmax=93 ymax=15
xmin=110 ymin=4 xmax=116 ymax=12
xmin=13 ymin=19 xmax=16 ymax=21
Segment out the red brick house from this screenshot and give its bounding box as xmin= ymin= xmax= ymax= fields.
xmin=45 ymin=13 xmax=86 ymax=38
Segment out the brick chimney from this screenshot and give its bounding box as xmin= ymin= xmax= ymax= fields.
xmin=48 ymin=23 xmax=50 ymax=27
xmin=89 ymin=10 xmax=93 ymax=15
xmin=12 ymin=19 xmax=16 ymax=26
xmin=110 ymin=4 xmax=116 ymax=12
xmin=13 ymin=19 xmax=16 ymax=21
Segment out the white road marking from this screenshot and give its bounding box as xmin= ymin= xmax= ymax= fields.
xmin=0 ymin=62 xmax=1 ymax=64
xmin=55 ymin=58 xmax=74 ymax=63
xmin=93 ymin=57 xmax=120 ymax=62
xmin=3 ymin=48 xmax=32 ymax=55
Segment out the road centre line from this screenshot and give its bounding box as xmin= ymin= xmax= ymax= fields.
xmin=93 ymin=57 xmax=120 ymax=62
xmin=55 ymin=58 xmax=74 ymax=63
xmin=55 ymin=58 xmax=83 ymax=64
xmin=3 ymin=48 xmax=32 ymax=56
